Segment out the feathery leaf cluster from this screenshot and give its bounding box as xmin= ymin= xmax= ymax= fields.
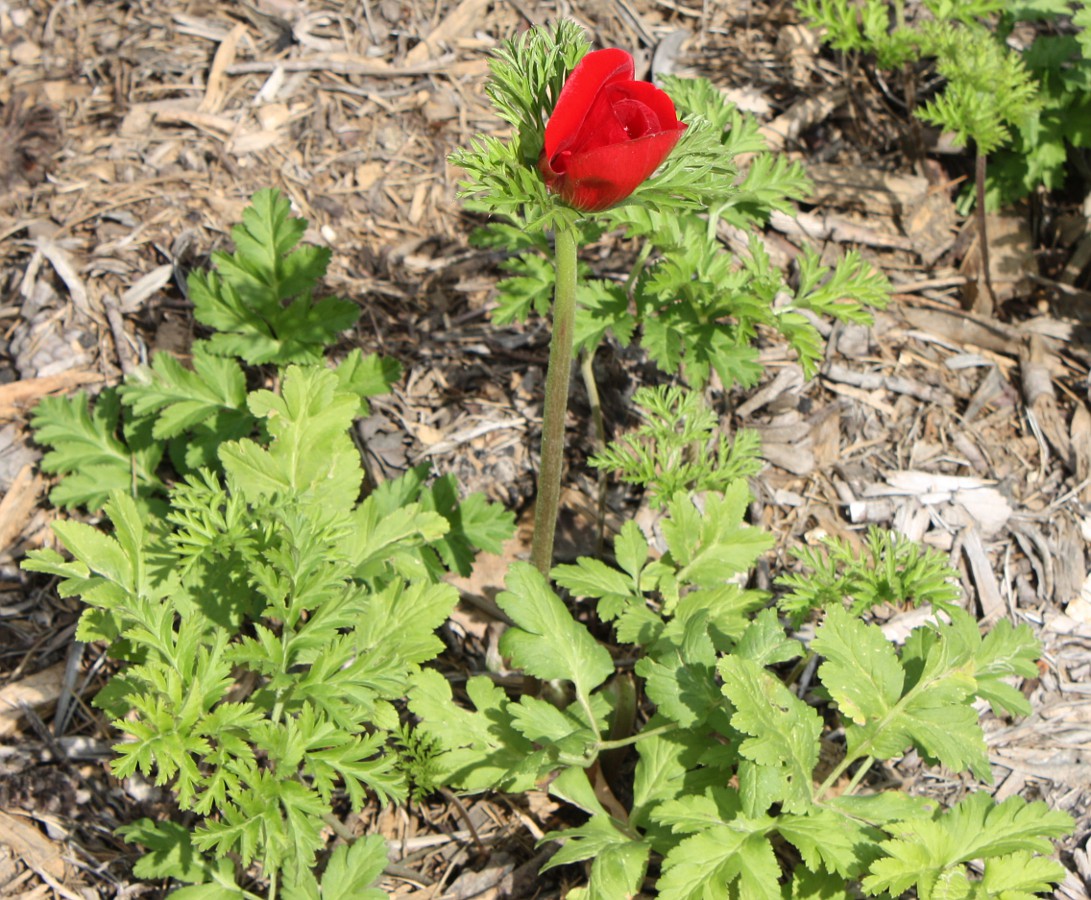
xmin=798 ymin=0 xmax=1091 ymax=206
xmin=589 ymin=384 xmax=762 ymax=506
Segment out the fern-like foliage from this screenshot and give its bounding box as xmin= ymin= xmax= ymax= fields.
xmin=466 ymin=24 xmax=889 ymax=387
xmin=25 ymin=366 xmax=514 ymax=896
xmin=916 ymin=22 xmax=1040 ymax=156
xmin=589 ymin=384 xmax=762 ymax=507
xmin=797 ymin=0 xmax=1091 ymax=206
xmin=777 ymin=526 xmax=963 ymax=625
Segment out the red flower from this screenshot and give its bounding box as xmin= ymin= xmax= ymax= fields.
xmin=538 ymin=48 xmax=687 ymax=212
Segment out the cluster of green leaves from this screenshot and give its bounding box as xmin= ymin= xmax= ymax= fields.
xmin=31 ymin=190 xmax=399 ymax=513
xmin=588 ymin=384 xmax=763 ymax=507
xmin=798 ymin=0 xmax=1091 ymax=206
xmin=189 ymin=189 xmax=360 ymax=364
xmin=413 ymin=529 xmax=1067 ymax=895
xmin=778 ymin=526 xmax=963 ymax=624
xmin=403 ymin=386 xmax=1069 ymax=896
xmin=25 ymin=192 xmax=514 ymax=899
xmin=470 ymin=33 xmax=889 ymax=388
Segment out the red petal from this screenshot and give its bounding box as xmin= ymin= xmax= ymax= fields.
xmin=607 ymin=80 xmax=682 ymax=131
xmin=544 ymin=48 xmax=634 ymax=159
xmin=557 ymin=125 xmax=686 ymax=211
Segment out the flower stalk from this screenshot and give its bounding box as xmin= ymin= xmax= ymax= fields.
xmin=530 ymin=221 xmax=579 ymax=574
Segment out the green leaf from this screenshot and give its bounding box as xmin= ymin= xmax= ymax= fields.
xmin=657 ymin=821 xmax=781 ymax=900
xmin=631 ymin=722 xmax=711 ymax=826
xmin=776 ymin=807 xmax=883 ymax=878
xmin=844 ymin=609 xmax=1002 ymax=780
xmin=652 ymin=788 xmax=742 ymax=834
xmin=419 ymin=477 xmax=515 ymax=576
xmin=497 ymin=562 xmax=615 ymax=700
xmin=734 ymin=608 xmax=804 ymax=667
xmin=719 ymin=655 xmax=821 ymax=814
xmin=31 ymin=390 xmax=163 ymax=510
xmin=220 ymin=365 xmax=362 ymax=512
xmin=408 ymin=670 xmax=545 ymax=792
xmin=118 ymin=819 xmax=224 ymax=884
xmin=636 ymin=612 xmax=722 ymax=728
xmin=981 ymin=850 xmax=1067 ymax=899
xmin=509 ymin=696 xmax=596 ymax=753
xmin=189 ymin=188 xmax=358 ymax=364
xmin=51 ymin=519 xmax=131 ymax=590
xmin=319 ymin=835 xmax=389 ymax=900
xmin=862 ymin=792 xmax=1072 ymax=899
xmin=812 ymin=605 xmax=903 ymax=725
xmin=662 ymin=484 xmax=773 ymax=592
xmin=120 ymin=344 xmax=250 ymax=440
xmin=974 ymin=617 xmax=1040 ymax=717
xmin=542 ymin=815 xmax=650 ymax=900
xmin=333 ymin=349 xmax=401 ymax=415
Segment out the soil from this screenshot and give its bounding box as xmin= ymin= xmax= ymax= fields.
xmin=1 ymin=1 xmax=1090 ymax=898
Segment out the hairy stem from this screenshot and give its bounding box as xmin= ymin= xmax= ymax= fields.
xmin=580 ymin=350 xmax=608 ymax=554
xmin=531 ymin=223 xmax=579 ymax=575
xmin=975 ymin=149 xmax=996 ymax=316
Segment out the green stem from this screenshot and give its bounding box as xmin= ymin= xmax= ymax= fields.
xmin=594 ymin=721 xmax=677 ymax=752
xmin=580 ymin=350 xmax=608 ymax=554
xmin=843 ymin=755 xmax=875 ymax=795
xmin=975 ymin=149 xmax=995 ymax=316
xmin=815 ymin=753 xmax=875 ymax=804
xmin=531 ymin=222 xmax=580 ymax=575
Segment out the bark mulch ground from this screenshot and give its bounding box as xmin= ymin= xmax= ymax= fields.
xmin=2 ymin=1 xmax=1091 ymax=897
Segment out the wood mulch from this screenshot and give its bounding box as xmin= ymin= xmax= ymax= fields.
xmin=2 ymin=0 xmax=1090 ymax=897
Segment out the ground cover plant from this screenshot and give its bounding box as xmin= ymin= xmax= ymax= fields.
xmin=20 ymin=18 xmax=1072 ymax=900
xmin=796 ymin=0 xmax=1091 ymax=208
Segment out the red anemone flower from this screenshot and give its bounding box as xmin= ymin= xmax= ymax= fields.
xmin=538 ymin=48 xmax=687 ymax=212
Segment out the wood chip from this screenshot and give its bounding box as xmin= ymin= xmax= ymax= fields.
xmin=961 ymin=526 xmax=1005 ymax=626
xmin=198 ymin=23 xmax=248 ymax=115
xmin=405 ymin=0 xmax=491 ymax=65
xmin=0 ymin=464 xmax=45 ymax=554
xmin=0 ymin=663 xmax=66 ymax=737
xmin=0 ymin=370 xmax=103 ymax=419
xmin=1020 ymin=333 xmax=1072 ymax=467
xmin=0 ymin=809 xmax=66 ymax=882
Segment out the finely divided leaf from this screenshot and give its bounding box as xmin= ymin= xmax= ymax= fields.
xmin=862 ymin=793 xmax=1072 ymax=899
